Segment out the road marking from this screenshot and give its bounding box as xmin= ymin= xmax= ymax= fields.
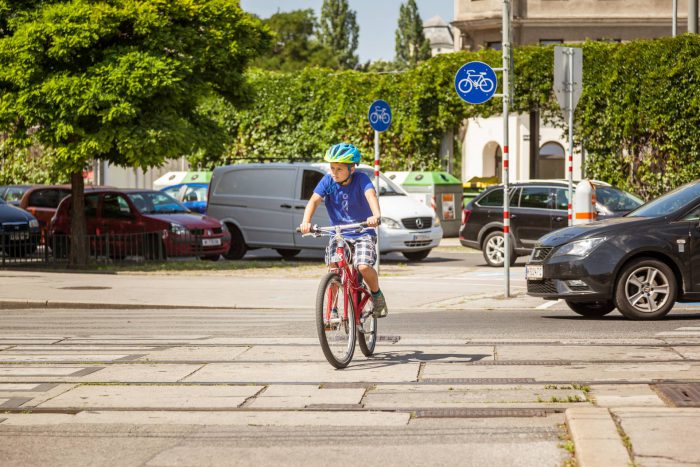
xmin=536 ymin=300 xmax=561 ymax=310
xmin=656 ymin=326 xmax=700 ymax=337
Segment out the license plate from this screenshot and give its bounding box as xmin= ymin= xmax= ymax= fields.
xmin=525 ymin=264 xmax=543 ymax=280
xmin=413 ymin=234 xmax=430 ymax=242
xmin=202 ymin=238 xmax=221 ymax=247
xmin=9 ymin=232 xmax=28 ymax=241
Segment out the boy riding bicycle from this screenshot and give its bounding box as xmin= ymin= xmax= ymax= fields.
xmin=299 ymin=143 xmax=388 ymax=318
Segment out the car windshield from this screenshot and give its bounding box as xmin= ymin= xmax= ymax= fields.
xmin=627 ymin=181 xmax=700 ymax=218
xmin=356 ymin=169 xmax=407 ymax=196
xmin=595 ymin=187 xmax=643 ymax=213
xmin=127 ymin=192 xmax=189 ymax=214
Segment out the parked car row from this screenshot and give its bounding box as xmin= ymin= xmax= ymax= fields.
xmin=459 ymin=180 xmax=643 ymax=267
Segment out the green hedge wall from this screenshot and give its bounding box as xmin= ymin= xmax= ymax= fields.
xmin=209 ymin=35 xmax=700 ymax=199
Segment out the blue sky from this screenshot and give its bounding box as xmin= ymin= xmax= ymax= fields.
xmin=240 ymin=0 xmax=453 ymax=63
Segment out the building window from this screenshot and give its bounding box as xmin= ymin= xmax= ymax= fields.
xmin=486 ymin=41 xmax=502 ymax=50
xmin=539 ymin=39 xmax=563 ymax=45
xmin=538 ymin=142 xmax=565 ymax=179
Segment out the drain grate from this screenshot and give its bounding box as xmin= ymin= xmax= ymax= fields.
xmin=415 ymin=408 xmax=547 ymax=418
xmin=421 ymin=378 xmax=536 ymax=384
xmin=654 ymin=383 xmax=700 ymax=407
xmin=59 ymin=286 xmax=112 ymax=290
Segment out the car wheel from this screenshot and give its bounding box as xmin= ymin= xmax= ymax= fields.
xmin=565 ymin=300 xmax=616 ymax=317
xmin=276 ymin=248 xmax=300 ymax=259
xmin=223 ymin=224 xmax=247 ymax=260
xmin=482 ymin=231 xmax=516 ymax=267
xmin=614 ymin=258 xmax=676 ymax=320
xmin=403 ymin=249 xmax=431 ymax=261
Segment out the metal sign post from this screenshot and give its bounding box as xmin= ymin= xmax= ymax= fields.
xmin=454 ymin=1 xmax=511 ymax=297
xmin=368 ymin=99 xmax=392 ymax=274
xmin=554 ymin=46 xmax=582 ymax=226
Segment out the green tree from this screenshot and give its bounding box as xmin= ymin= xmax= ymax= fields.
xmin=0 ymin=0 xmax=270 ymax=266
xmin=255 ymin=9 xmax=338 ymax=71
xmin=318 ymin=0 xmax=359 ymax=69
xmin=395 ymin=0 xmax=431 ymax=68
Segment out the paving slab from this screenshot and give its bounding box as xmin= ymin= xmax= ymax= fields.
xmin=495 ymin=345 xmax=683 ymax=362
xmin=0 ymin=410 xmax=411 ymax=427
xmin=420 ymin=362 xmax=700 ymax=382
xmin=364 ymin=384 xmax=589 ymax=409
xmin=250 ymin=386 xmax=365 ymax=409
xmin=671 ymin=345 xmax=700 ymax=360
xmin=613 ymin=408 xmax=700 ymax=467
xmin=7 ymin=345 xmax=164 ymax=352
xmin=137 ymin=346 xmax=250 ymax=362
xmin=82 ymin=364 xmax=204 ymax=383
xmin=0 ymin=384 xmax=77 ymax=408
xmin=184 ymin=361 xmax=421 ymax=384
xmin=39 ymin=384 xmax=263 ymax=409
xmin=589 ymin=384 xmax=666 ymax=408
xmin=566 ymin=408 xmax=630 ymax=467
xmin=0 ymin=353 xmax=135 ymax=362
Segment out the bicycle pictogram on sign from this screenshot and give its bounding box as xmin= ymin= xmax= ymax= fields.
xmin=367 ymin=99 xmax=391 ymax=132
xmin=454 ymin=61 xmax=498 ymax=105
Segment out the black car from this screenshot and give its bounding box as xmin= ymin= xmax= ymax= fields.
xmin=526 ymin=180 xmax=700 ymax=320
xmin=459 ymin=180 xmax=643 ymax=267
xmin=0 ymin=185 xmax=32 ymax=207
xmin=0 ymin=197 xmax=41 ymax=257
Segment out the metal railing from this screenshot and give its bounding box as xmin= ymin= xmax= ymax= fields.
xmin=0 ymin=231 xmax=227 ymax=266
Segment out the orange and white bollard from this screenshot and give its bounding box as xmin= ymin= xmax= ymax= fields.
xmin=573 ymin=180 xmax=597 ymax=225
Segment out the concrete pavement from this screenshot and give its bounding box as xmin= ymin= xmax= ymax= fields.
xmin=2 ymin=258 xmax=700 ymax=465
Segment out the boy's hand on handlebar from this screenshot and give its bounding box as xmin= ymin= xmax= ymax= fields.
xmin=299 ymin=222 xmax=312 ymax=234
xmin=366 ymin=216 xmax=380 ymax=227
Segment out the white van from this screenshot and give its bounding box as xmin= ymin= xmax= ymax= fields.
xmin=207 ymin=163 xmax=443 ymax=261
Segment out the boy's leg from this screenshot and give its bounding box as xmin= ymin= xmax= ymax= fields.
xmin=355 ymin=236 xmax=387 ymax=318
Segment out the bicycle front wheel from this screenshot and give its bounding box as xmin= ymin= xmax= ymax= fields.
xmin=316 ymin=272 xmax=356 ymax=368
xmin=357 ymin=290 xmax=377 ymax=357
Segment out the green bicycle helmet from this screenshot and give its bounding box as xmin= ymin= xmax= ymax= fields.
xmin=324 ymin=143 xmax=361 ymax=164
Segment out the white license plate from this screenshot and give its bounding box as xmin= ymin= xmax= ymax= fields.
xmin=202 ymin=238 xmax=221 ymax=247
xmin=525 ymin=264 xmax=543 ymax=280
xmin=413 ymin=234 xmax=431 ymax=242
xmin=10 ymin=232 xmax=28 ymax=241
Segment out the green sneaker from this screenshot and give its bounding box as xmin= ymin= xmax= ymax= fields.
xmin=372 ymin=292 xmax=388 ymax=318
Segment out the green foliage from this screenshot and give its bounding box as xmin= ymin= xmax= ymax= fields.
xmin=319 ymin=0 xmax=359 ymax=69
xmin=395 ymin=0 xmax=431 ymax=68
xmin=254 ymin=9 xmax=338 ymax=72
xmin=0 ymin=139 xmax=65 ymax=184
xmin=224 ymin=36 xmax=700 ymax=197
xmin=0 ymin=0 xmax=271 ymax=177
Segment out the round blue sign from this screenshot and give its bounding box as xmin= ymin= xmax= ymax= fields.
xmin=454 ymin=61 xmax=497 ymax=104
xmin=368 ymin=100 xmax=392 ymax=132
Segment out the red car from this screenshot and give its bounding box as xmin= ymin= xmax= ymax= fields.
xmin=49 ymin=189 xmax=230 ymax=260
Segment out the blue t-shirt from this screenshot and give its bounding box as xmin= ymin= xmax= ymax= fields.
xmin=313 ymin=172 xmax=376 ymax=238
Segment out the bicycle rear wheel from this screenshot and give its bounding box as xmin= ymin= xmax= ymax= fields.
xmin=357 ymin=291 xmax=377 ymax=357
xmin=316 ymin=272 xmax=356 ymax=368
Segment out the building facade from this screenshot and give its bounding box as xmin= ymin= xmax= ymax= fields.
xmin=451 ymin=0 xmax=692 ymax=183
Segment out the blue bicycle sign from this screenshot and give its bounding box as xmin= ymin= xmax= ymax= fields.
xmin=454 ymin=61 xmax=498 ymax=104
xmin=368 ymin=100 xmax=391 ymax=132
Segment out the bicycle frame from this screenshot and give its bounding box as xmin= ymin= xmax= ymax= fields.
xmin=327 ymin=237 xmax=372 ymax=327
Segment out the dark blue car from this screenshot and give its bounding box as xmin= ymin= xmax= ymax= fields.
xmin=160 ymin=183 xmax=209 ymax=214
xmin=0 ymin=197 xmax=41 ymax=256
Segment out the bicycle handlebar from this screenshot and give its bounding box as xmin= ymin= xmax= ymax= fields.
xmin=295 ymin=220 xmax=381 ymax=236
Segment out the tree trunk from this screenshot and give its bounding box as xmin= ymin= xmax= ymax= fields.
xmin=69 ymin=171 xmax=88 ymax=267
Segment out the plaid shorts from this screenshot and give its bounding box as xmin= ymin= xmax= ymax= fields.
xmin=325 ymin=235 xmax=377 ymax=268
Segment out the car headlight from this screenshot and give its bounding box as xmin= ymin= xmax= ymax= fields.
xmin=29 ymin=219 xmax=39 ymax=229
xmin=433 ymin=215 xmax=441 ymax=227
xmin=170 ymin=222 xmax=188 ymax=235
xmin=552 ymin=237 xmax=606 ymax=258
xmin=381 ymin=217 xmax=402 ymax=229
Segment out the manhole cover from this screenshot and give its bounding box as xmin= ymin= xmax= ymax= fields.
xmin=59 ymin=286 xmax=112 ymax=290
xmin=654 ymin=383 xmax=700 ymax=407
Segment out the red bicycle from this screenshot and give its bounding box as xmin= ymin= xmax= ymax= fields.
xmin=298 ymin=222 xmax=378 ymax=368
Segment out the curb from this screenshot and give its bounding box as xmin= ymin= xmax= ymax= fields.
xmin=565 ymin=407 xmax=631 ymax=467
